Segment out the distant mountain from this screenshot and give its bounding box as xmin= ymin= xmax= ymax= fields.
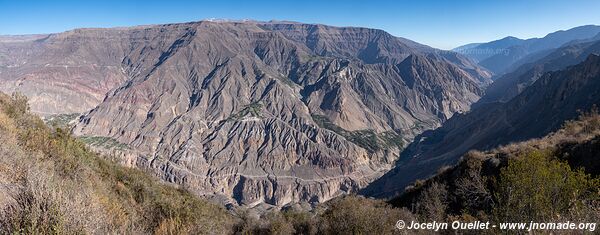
xmin=363 ymin=53 xmax=600 ymax=198
xmin=451 ymin=42 xmax=482 ymax=51
xmin=479 ymin=38 xmax=600 ymax=105
xmin=452 ymin=36 xmax=525 ymax=62
xmin=0 ymin=21 xmax=492 ymax=207
xmin=455 ymin=25 xmax=600 ymax=75
xmin=483 ymin=35 xmax=597 ymax=76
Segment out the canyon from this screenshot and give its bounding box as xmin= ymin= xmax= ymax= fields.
xmin=0 ymin=20 xmax=491 ymax=207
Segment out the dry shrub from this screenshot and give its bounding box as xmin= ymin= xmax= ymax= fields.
xmin=232 ymin=207 xmax=318 ymax=235
xmin=0 ymin=187 xmax=68 ymax=234
xmin=414 ymin=182 xmax=448 ymax=221
xmin=319 ymin=196 xmax=415 ymax=235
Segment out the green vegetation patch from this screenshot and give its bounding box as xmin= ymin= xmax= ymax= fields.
xmin=227 ymin=102 xmax=263 ymax=121
xmin=276 ymin=75 xmax=297 ymax=87
xmin=378 ymin=130 xmax=405 ymax=149
xmin=79 ymin=135 xmax=131 ymax=150
xmin=43 ymin=113 xmax=80 ymax=129
xmin=311 ymin=114 xmax=404 ymax=153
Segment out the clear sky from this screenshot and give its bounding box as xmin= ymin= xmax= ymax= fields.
xmin=1 ymin=0 xmax=600 ymax=49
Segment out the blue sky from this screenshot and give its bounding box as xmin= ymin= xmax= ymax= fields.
xmin=1 ymin=0 xmax=599 ymax=49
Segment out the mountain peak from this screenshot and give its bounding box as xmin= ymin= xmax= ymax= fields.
xmin=501 ymin=36 xmax=522 ymax=41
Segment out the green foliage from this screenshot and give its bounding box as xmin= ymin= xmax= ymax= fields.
xmin=280 ymin=209 xmax=318 ymax=235
xmin=311 ymin=114 xmax=345 ymax=134
xmin=312 ymin=114 xmax=404 ymax=152
xmin=232 ymin=196 xmax=414 ymax=235
xmin=392 ymin=110 xmax=600 ymax=229
xmin=379 ymin=131 xmax=405 ymax=149
xmin=79 ymin=135 xmax=131 ymax=150
xmin=43 ymin=113 xmax=80 ymax=129
xmin=228 ymin=102 xmax=263 ymax=121
xmin=346 ymin=129 xmax=380 ymax=152
xmin=494 ymin=150 xmax=599 ymax=222
xmin=263 ymin=212 xmax=296 ymax=235
xmin=233 ymin=208 xmax=318 ymax=235
xmin=396 ymin=149 xmax=599 ymax=227
xmin=96 ymin=158 xmax=233 ymax=234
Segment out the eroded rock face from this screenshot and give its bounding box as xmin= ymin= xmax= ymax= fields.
xmin=2 ymin=21 xmax=490 ymax=206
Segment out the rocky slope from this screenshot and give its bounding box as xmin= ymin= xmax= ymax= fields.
xmin=8 ymin=20 xmax=490 ymax=207
xmin=363 ymin=53 xmax=600 ymax=198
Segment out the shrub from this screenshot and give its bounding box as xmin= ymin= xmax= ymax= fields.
xmin=280 ymin=209 xmax=318 ymax=235
xmin=0 ymin=186 xmax=70 ymax=234
xmin=264 ymin=211 xmax=296 ymax=235
xmin=494 ymin=150 xmax=599 ymax=222
xmin=319 ymin=196 xmax=414 ymax=235
xmin=415 ymin=182 xmax=448 ymax=221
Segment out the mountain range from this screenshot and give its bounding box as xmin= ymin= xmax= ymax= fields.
xmin=1 ymin=20 xmax=599 ymax=211
xmin=454 ymin=25 xmax=600 ymax=75
xmin=0 ymin=21 xmax=491 ymax=207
